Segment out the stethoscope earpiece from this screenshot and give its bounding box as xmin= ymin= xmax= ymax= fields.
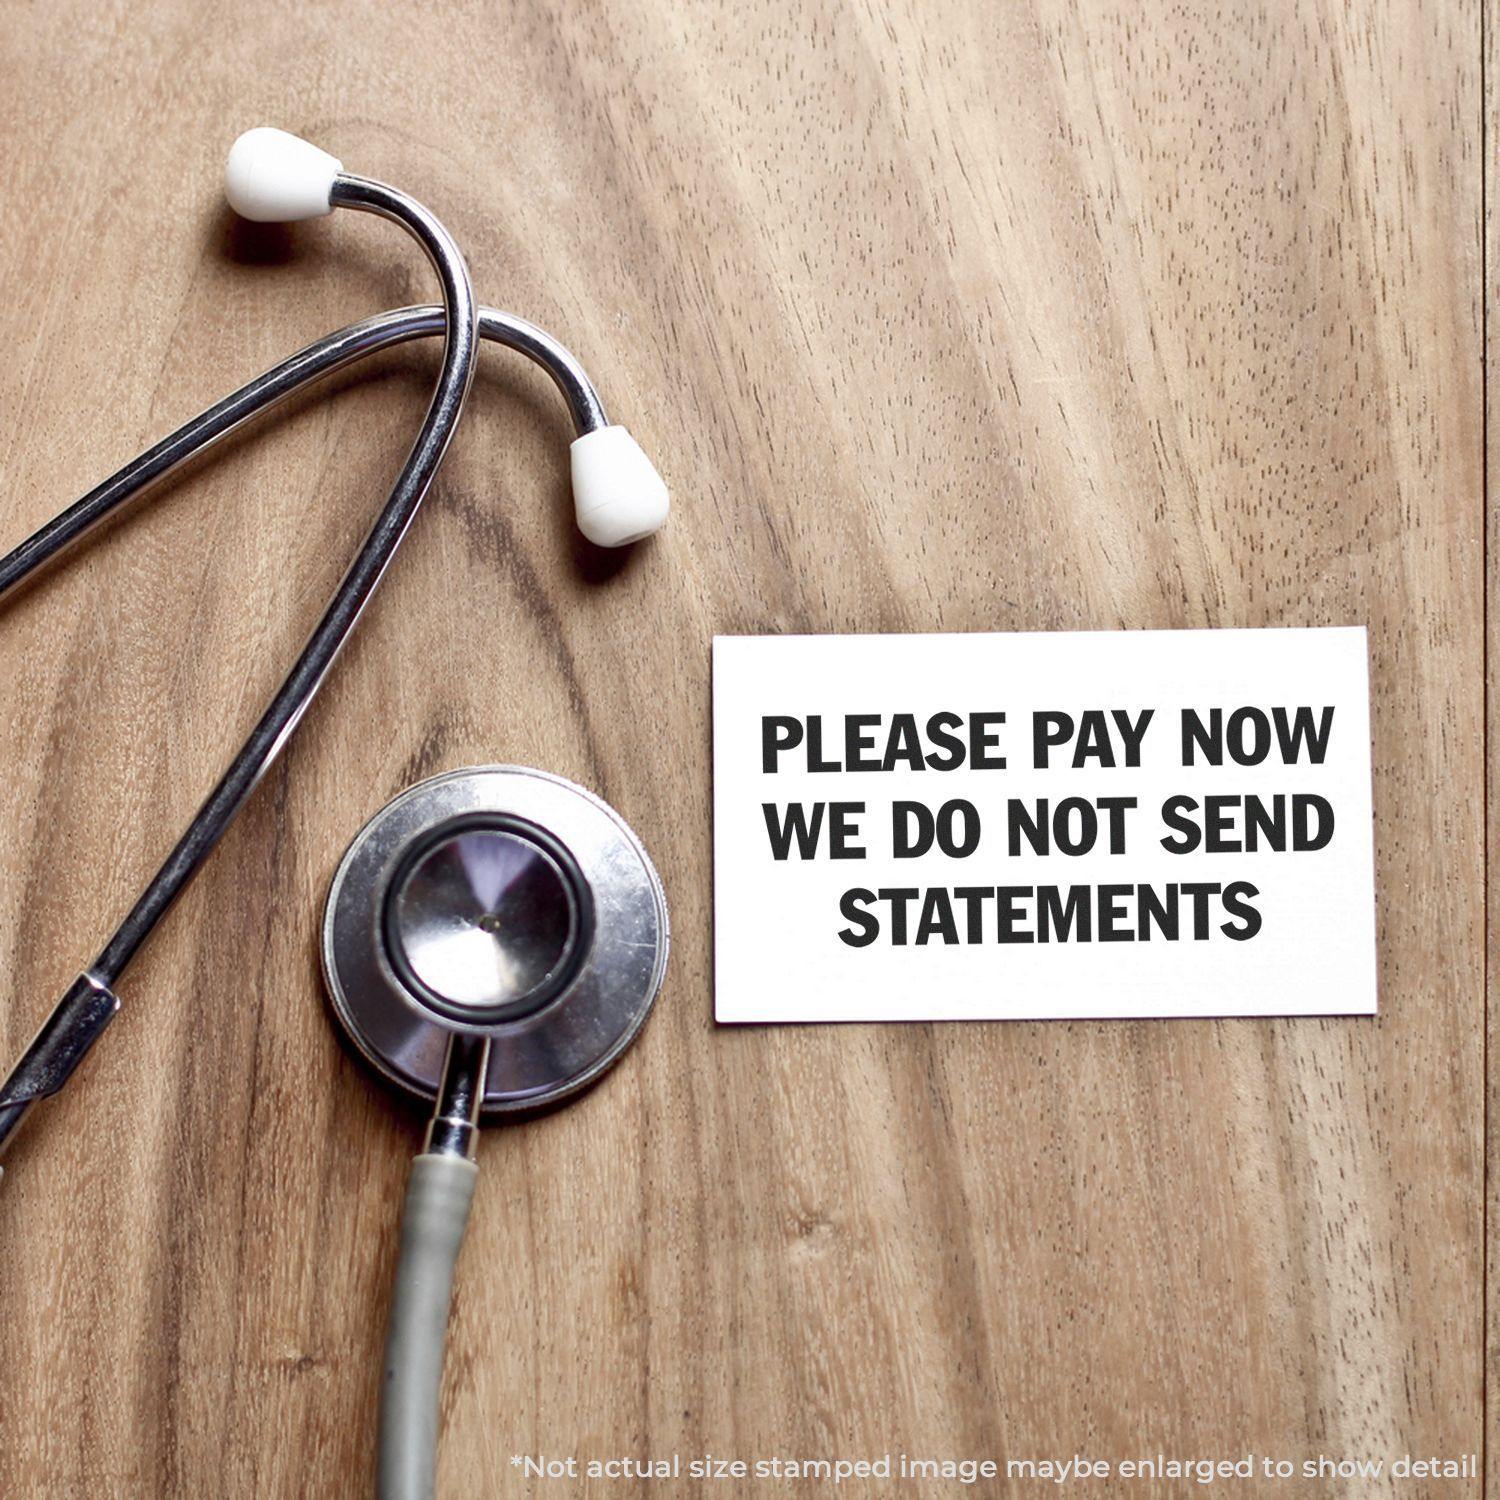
xmin=225 ymin=126 xmax=343 ymax=222
xmin=571 ymin=425 xmax=671 ymax=546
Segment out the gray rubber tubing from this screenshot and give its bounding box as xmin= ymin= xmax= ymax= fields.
xmin=378 ymin=1153 xmax=479 ymax=1500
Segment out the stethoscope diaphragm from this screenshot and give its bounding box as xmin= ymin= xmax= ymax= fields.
xmin=322 ymin=765 xmax=668 ymax=1114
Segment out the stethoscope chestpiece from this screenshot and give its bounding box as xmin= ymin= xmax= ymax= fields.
xmin=322 ymin=766 xmax=668 ymax=1115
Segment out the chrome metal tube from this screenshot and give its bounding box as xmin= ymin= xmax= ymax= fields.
xmin=0 ymin=306 xmax=607 ymax=608
xmin=422 ymin=1034 xmax=491 ymax=1161
xmin=91 ymin=172 xmax=478 ymax=980
xmin=0 ymin=172 xmax=480 ymax=1166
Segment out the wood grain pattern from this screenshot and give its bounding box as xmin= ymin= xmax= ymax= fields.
xmin=0 ymin=2 xmax=1484 ymax=1496
xmin=1487 ymin=0 xmax=1498 ymax=1491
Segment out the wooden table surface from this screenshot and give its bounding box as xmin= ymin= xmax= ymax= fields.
xmin=0 ymin=2 xmax=1487 ymax=1496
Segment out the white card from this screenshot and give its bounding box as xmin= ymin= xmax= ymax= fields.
xmin=712 ymin=627 xmax=1376 ymax=1023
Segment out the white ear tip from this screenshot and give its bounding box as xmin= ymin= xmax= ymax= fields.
xmin=570 ymin=426 xmax=670 ymax=547
xmin=226 ymin=128 xmax=342 ymax=223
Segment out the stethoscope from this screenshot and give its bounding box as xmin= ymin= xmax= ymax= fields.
xmin=0 ymin=129 xmax=671 ymax=1499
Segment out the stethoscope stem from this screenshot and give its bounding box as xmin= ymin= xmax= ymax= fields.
xmin=422 ymin=1033 xmax=490 ymax=1161
xmin=0 ymin=171 xmax=481 ymax=1164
